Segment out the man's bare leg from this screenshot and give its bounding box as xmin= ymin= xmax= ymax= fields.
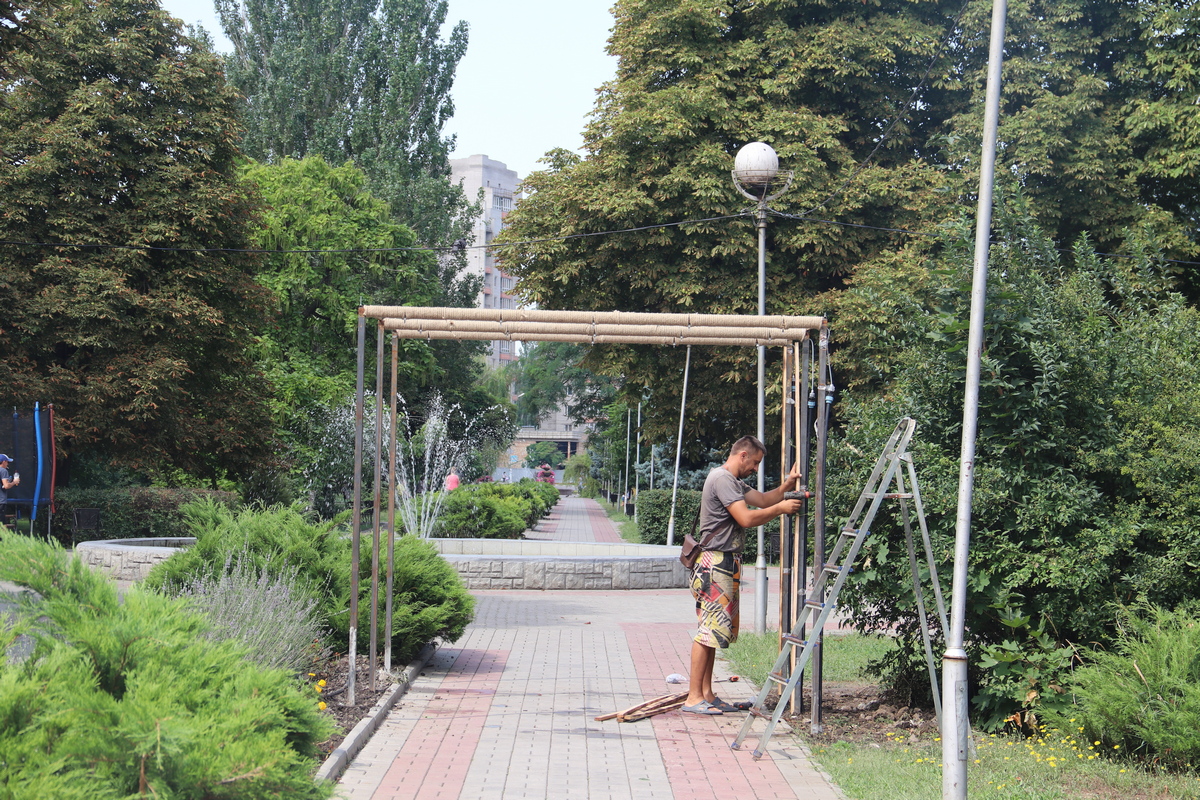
xmin=686 ymin=640 xmax=716 ymax=706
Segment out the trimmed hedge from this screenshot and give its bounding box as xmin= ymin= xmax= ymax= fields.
xmin=51 ymin=487 xmax=239 ymax=544
xmin=635 ymin=488 xmax=702 ymax=546
xmin=433 ymin=479 xmax=559 ymax=539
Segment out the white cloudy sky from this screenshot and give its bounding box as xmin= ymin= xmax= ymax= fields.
xmin=158 ymin=0 xmax=618 ymax=181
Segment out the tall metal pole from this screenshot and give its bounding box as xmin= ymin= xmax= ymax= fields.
xmin=369 ymin=323 xmax=384 ymax=691
xmin=666 ymin=346 xmax=692 ymax=547
xmin=385 ymin=333 xmax=398 ymax=674
xmin=944 ymin=2 xmax=1007 ymax=797
xmin=635 ymin=402 xmax=642 ymax=522
xmin=623 ymin=406 xmax=632 ymax=508
xmin=754 ymin=197 xmax=769 ymax=634
xmin=349 ymin=313 xmax=366 ymax=706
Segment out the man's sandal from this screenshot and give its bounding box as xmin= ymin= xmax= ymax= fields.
xmin=681 ymin=700 xmax=723 ymax=715
xmin=711 ymin=697 xmax=752 ymax=712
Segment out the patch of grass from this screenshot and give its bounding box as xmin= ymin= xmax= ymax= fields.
xmin=723 ymin=630 xmax=897 ymax=686
xmin=811 ymin=728 xmax=1200 ymax=799
xmin=598 ymin=499 xmax=641 ymax=543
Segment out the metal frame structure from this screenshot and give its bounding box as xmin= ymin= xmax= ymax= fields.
xmin=346 ymin=305 xmax=832 ymax=719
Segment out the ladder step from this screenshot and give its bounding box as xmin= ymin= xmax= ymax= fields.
xmin=803 ymin=600 xmax=826 ymax=612
xmin=749 ymin=706 xmax=771 ymax=719
xmin=781 ymin=633 xmax=806 ymax=647
xmin=822 ymin=562 xmax=850 ymax=575
xmin=767 ymin=671 xmax=789 ymax=686
xmin=840 ymin=527 xmax=857 ymax=537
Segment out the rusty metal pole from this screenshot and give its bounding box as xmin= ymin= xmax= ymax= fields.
xmin=370 ymin=323 xmax=384 ymax=691
xmin=811 ymin=324 xmax=831 ymax=734
xmin=384 ymin=333 xmax=398 ymax=674
xmin=349 ymin=313 xmax=366 ymax=706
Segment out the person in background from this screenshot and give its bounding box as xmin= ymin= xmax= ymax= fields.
xmin=444 ymin=469 xmax=460 ymax=491
xmin=0 ymin=455 xmax=19 ymax=525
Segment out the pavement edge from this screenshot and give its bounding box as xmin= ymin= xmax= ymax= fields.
xmin=315 ymin=641 xmax=439 ymax=785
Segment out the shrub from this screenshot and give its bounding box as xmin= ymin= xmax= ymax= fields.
xmin=636 ymin=488 xmax=701 ymax=546
xmin=1049 ymin=605 xmax=1200 ymax=770
xmin=170 ymin=551 xmax=329 ymax=674
xmin=52 ymin=486 xmax=239 ymax=544
xmin=435 ymin=489 xmax=526 ymax=539
xmin=144 ymin=500 xmax=474 ymax=662
xmin=433 ymin=480 xmax=559 ymax=538
xmin=0 ymin=530 xmax=335 ymax=798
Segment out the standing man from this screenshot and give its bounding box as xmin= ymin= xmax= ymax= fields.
xmin=0 ymin=454 xmax=19 ymax=525
xmin=682 ymin=436 xmax=801 ymax=714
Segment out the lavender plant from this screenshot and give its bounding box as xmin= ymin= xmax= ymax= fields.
xmin=171 ymin=551 xmax=330 ymax=674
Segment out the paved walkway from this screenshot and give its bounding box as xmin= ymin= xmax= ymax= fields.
xmin=337 ymin=497 xmax=844 ymax=800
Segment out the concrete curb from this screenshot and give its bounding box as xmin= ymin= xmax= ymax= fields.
xmin=315 ymin=641 xmax=438 ymax=785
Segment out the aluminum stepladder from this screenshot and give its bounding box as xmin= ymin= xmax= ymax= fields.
xmin=732 ymin=416 xmax=947 ymax=759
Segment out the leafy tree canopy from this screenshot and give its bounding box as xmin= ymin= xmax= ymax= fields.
xmin=216 ymin=0 xmax=473 ymax=245
xmin=829 ymin=192 xmax=1200 ymax=716
xmin=506 ymin=341 xmax=619 ymax=427
xmin=0 ymin=0 xmax=272 ymax=480
xmin=498 ymin=0 xmax=1200 ymax=457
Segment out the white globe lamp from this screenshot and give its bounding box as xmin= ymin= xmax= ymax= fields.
xmin=733 ymin=142 xmax=780 ymax=195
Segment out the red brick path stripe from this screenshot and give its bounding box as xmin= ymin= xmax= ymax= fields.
xmin=369 ymin=648 xmax=508 ymax=800
xmin=585 ymin=503 xmax=624 ymax=543
xmin=621 ymin=621 xmax=805 ymax=800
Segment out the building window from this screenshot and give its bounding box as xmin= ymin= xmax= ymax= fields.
xmin=493 ymin=194 xmax=513 ymax=213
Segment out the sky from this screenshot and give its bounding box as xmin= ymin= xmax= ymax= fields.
xmin=157 ymin=0 xmax=618 ymax=181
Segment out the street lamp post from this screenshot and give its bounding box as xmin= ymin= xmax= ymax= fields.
xmin=733 ymin=142 xmax=793 ymax=635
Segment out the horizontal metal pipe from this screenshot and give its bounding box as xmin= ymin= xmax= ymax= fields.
xmin=388 ymin=328 xmax=806 ymax=347
xmin=382 ymin=318 xmax=809 ymax=342
xmin=361 ymin=305 xmax=824 ymax=332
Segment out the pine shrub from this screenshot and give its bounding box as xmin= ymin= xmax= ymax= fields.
xmin=1050 ymin=605 xmax=1200 ymax=769
xmin=0 ymin=530 xmax=335 ymax=799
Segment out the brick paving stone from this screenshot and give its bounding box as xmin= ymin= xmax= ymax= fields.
xmin=336 ymin=497 xmax=844 ymax=800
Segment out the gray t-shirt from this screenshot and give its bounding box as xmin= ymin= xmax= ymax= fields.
xmin=698 ymin=467 xmax=749 ymax=553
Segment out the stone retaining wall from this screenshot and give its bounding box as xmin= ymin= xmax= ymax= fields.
xmin=431 ymin=539 xmax=689 ymax=590
xmin=73 ymin=537 xmax=689 ymax=591
xmin=75 ymin=538 xmax=195 ymax=583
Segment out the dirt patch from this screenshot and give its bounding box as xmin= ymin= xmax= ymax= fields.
xmin=774 ymin=681 xmax=942 ymax=746
xmin=310 ymin=655 xmax=396 ymax=757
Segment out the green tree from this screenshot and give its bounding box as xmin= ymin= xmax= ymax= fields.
xmin=0 ymin=0 xmax=272 ymax=480
xmin=829 ymin=194 xmax=1200 ymax=721
xmin=524 ymin=441 xmax=564 ymax=470
xmin=238 ymin=156 xmax=487 ymax=504
xmin=498 ymin=0 xmax=1200 ymax=455
xmin=216 ymin=0 xmax=472 ymax=245
xmin=507 ymin=341 xmax=619 ymax=427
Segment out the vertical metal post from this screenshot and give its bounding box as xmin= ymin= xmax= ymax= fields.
xmin=349 ymin=313 xmax=366 ymax=706
xmin=623 ymin=406 xmax=631 ymax=507
xmin=370 ymin=323 xmax=384 ymax=691
xmin=385 ymin=333 xmax=398 ymax=674
xmin=811 ymin=324 xmax=831 ymax=734
xmin=778 ymin=346 xmax=795 ymax=667
xmin=945 ymin=2 xmax=1007 ymax=797
xmin=794 ymin=337 xmax=812 ymax=714
xmin=634 ymin=402 xmax=641 ymax=522
xmin=666 ymin=346 xmax=692 ymax=547
xmin=754 ymin=198 xmax=769 ymax=635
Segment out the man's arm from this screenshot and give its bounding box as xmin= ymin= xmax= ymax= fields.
xmin=743 ymin=460 xmax=801 ymax=509
xmin=725 ymin=495 xmax=802 ymax=529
